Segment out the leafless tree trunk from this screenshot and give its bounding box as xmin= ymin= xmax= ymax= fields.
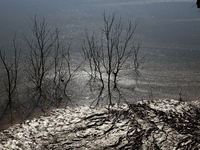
xmin=0 ymin=32 xmax=21 ymax=125
xmin=82 ymin=31 xmax=105 ymax=107
xmin=24 ymin=16 xmax=82 ymax=112
xmin=24 ymin=16 xmax=59 ymax=112
xmin=61 ymin=43 xmax=83 ymax=108
xmin=50 ymin=33 xmax=64 ymax=108
xmin=83 ymin=12 xmax=141 ymax=108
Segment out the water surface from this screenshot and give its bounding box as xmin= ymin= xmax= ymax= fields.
xmin=0 ymin=0 xmax=200 ymax=102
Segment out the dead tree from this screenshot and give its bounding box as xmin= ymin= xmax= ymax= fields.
xmin=82 ymin=31 xmax=105 ymax=106
xmin=24 ymin=16 xmax=82 ymax=111
xmin=0 ymin=32 xmax=21 ymax=125
xmin=82 ymin=12 xmax=141 ymax=107
xmin=60 ymin=43 xmax=83 ymax=108
xmin=24 ymin=16 xmax=59 ymax=112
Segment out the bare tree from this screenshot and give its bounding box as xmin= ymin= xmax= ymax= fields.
xmin=51 ymin=39 xmax=83 ymax=108
xmin=24 ymin=16 xmax=82 ymax=113
xmin=82 ymin=12 xmax=141 ymax=108
xmin=24 ymin=16 xmax=60 ymax=112
xmin=51 ymin=34 xmax=63 ymax=108
xmin=82 ymin=31 xmax=105 ymax=106
xmin=0 ymin=32 xmax=21 ymax=125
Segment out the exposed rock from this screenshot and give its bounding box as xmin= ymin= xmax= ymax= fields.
xmin=0 ymin=99 xmax=200 ymax=149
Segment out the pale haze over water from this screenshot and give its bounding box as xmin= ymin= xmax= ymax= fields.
xmin=0 ymin=0 xmax=200 ymax=101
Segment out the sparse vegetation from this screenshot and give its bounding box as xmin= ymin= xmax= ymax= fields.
xmin=1 ymin=11 xmax=200 ymax=150
xmin=23 ymin=16 xmax=83 ymax=115
xmin=0 ymin=12 xmax=142 ymax=130
xmin=0 ymin=16 xmax=81 ymax=129
xmin=0 ymin=32 xmax=21 ymax=125
xmin=23 ymin=16 xmax=60 ymax=113
xmin=82 ymin=12 xmax=141 ymax=108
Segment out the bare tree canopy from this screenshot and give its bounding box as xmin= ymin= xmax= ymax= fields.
xmin=82 ymin=12 xmax=141 ymax=108
xmin=0 ymin=32 xmax=21 ymax=125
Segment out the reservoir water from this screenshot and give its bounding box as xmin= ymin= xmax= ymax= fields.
xmin=0 ymin=0 xmax=200 ymax=103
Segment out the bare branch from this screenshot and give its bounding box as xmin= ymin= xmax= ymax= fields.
xmin=83 ymin=12 xmax=142 ymax=107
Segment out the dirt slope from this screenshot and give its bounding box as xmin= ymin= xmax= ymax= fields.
xmin=0 ymin=99 xmax=200 ymax=149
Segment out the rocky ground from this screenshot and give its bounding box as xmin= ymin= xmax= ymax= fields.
xmin=0 ymin=99 xmax=200 ymax=149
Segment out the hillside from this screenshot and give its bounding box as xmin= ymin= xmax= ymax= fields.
xmin=0 ymin=99 xmax=200 ymax=149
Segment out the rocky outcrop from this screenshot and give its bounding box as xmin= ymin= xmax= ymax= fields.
xmin=0 ymin=99 xmax=200 ymax=149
